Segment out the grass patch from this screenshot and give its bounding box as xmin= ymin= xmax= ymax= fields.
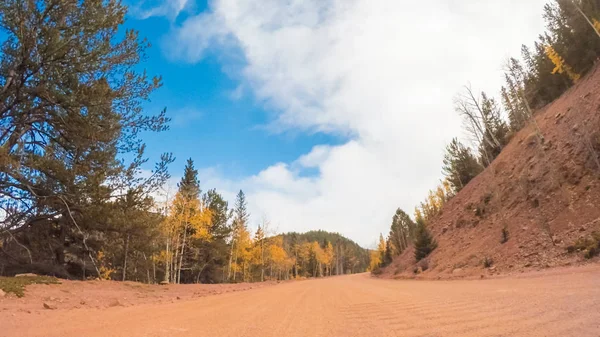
xmin=0 ymin=276 xmax=60 ymax=298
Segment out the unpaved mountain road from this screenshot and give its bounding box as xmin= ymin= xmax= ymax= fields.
xmin=3 ymin=266 xmax=600 ymax=337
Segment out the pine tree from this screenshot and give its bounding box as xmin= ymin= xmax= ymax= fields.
xmin=442 ymin=139 xmax=483 ymax=193
xmin=229 ymin=190 xmax=250 ymax=281
xmin=0 ymin=0 xmax=172 ymax=278
xmin=234 ymin=190 xmax=249 ymax=225
xmin=198 ymin=189 xmax=231 ymax=283
xmin=178 ymin=159 xmax=201 ymax=200
xmin=478 ymin=93 xmax=510 ymax=165
xmin=501 ymin=58 xmax=530 ymax=132
xmin=414 ymin=221 xmax=438 ymax=262
xmin=389 ymin=208 xmax=415 ymax=255
xmin=454 ymin=88 xmax=507 ymax=167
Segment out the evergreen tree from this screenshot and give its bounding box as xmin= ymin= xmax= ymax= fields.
xmin=414 ymin=220 xmax=438 ymax=262
xmin=442 ymin=139 xmax=483 ymax=193
xmin=198 ymin=189 xmax=231 ymax=283
xmin=178 ymin=159 xmax=200 ymax=200
xmin=229 ymin=190 xmax=250 ymax=281
xmin=389 ymin=208 xmax=415 ymax=256
xmin=478 ymin=93 xmax=510 ymax=166
xmin=234 ymin=190 xmax=249 ymax=225
xmin=0 ymin=0 xmax=172 ymax=277
xmin=501 ymin=58 xmax=529 ymax=131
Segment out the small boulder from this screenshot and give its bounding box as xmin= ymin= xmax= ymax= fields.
xmin=159 ymin=280 xmax=169 ymax=286
xmin=43 ymin=302 xmax=57 ymax=310
xmin=452 ymin=268 xmax=463 ymax=275
xmin=15 ymin=273 xmax=38 ymax=278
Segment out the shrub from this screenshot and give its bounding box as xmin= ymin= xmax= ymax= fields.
xmin=567 ymin=232 xmax=600 ymax=259
xmin=501 ymin=226 xmax=510 ymax=244
xmin=482 ymin=256 xmax=494 ymax=268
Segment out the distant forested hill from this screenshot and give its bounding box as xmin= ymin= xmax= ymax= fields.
xmin=279 ymin=230 xmax=370 ymax=277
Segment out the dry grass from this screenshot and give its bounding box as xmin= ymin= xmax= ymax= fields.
xmin=0 ymin=276 xmax=60 ymax=297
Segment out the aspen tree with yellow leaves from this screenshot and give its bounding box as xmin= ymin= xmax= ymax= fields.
xmin=368 ymin=250 xmax=382 ymax=272
xmin=377 ymin=234 xmax=387 ymax=267
xmin=323 ymin=242 xmax=335 ymax=276
xmin=161 ymin=159 xmax=212 ymax=284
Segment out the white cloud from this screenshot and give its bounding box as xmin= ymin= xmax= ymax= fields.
xmin=157 ymin=0 xmax=548 ymax=247
xmin=132 ymin=0 xmax=192 ymax=20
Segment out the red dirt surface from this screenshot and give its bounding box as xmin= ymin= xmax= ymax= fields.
xmin=1 ymin=266 xmax=599 ymax=337
xmin=0 ymin=279 xmax=277 ymax=313
xmin=382 ymin=65 xmax=600 ymax=280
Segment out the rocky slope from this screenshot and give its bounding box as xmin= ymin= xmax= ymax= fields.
xmin=383 ymin=65 xmax=600 ymax=279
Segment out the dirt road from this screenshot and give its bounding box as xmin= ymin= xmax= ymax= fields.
xmin=3 ymin=266 xmax=599 ymax=337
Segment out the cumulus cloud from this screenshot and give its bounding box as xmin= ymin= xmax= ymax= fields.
xmin=157 ymin=0 xmax=548 ymax=247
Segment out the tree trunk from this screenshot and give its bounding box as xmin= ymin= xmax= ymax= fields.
xmin=178 ymin=222 xmax=188 ymax=284
xmin=164 ymin=238 xmax=170 ymax=283
xmin=122 ymin=234 xmax=130 ymax=281
xmin=232 ymin=247 xmax=238 ymax=282
xmin=152 ymin=252 xmax=156 ymax=284
xmin=260 ymin=241 xmax=265 ymax=282
xmin=227 ymin=239 xmax=235 ymax=281
xmin=172 ymin=234 xmax=179 ymax=283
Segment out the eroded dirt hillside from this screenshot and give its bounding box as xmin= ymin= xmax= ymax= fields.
xmin=383 ymin=66 xmax=600 ymax=279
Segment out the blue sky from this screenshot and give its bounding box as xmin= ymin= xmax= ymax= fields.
xmin=127 ymin=7 xmax=343 ymax=180
xmin=124 ymin=0 xmax=549 ymax=247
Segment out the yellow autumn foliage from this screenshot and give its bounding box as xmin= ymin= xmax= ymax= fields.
xmin=368 ymin=250 xmax=381 ymax=271
xmin=167 ymin=192 xmax=212 ymax=241
xmin=594 ymin=19 xmax=600 ymax=34
xmin=97 ymin=251 xmax=115 ymax=280
xmin=415 ymin=180 xmax=453 ymax=223
xmin=544 ymin=45 xmax=580 ymax=83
